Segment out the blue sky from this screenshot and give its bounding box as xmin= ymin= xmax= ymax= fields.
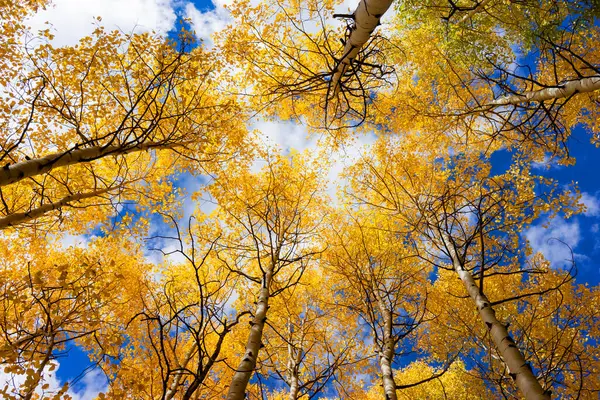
xmin=192 ymin=0 xmax=217 ymax=11
xmin=502 ymin=126 xmax=600 ymax=286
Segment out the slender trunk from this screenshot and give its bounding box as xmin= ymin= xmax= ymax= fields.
xmin=330 ymin=0 xmax=394 ymax=95
xmin=288 ymin=379 xmax=300 ymax=400
xmin=489 ymin=76 xmax=600 ymax=106
xmin=226 ymin=272 xmax=272 ymax=400
xmin=376 ymin=298 xmax=397 ymax=400
xmin=164 ymin=345 xmax=196 ymax=400
xmin=287 ymin=325 xmax=303 ymax=400
xmin=0 ymin=141 xmax=177 ymax=187
xmin=441 ymin=232 xmax=550 ymax=400
xmin=0 ymin=186 xmax=115 ymax=229
xmin=287 ymin=351 xmax=301 ymax=400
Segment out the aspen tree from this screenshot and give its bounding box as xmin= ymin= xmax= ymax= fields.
xmin=329 ymin=0 xmax=394 ymax=95
xmin=225 ymin=0 xmax=600 ymax=155
xmin=488 ymin=77 xmax=600 ymax=107
xmin=423 ymin=255 xmax=600 ymax=398
xmin=208 ymin=152 xmax=326 ymax=400
xmin=221 ymin=0 xmax=394 ymax=128
xmin=2 ymin=0 xmax=599 ymax=397
xmin=327 ymin=211 xmax=458 ymax=400
xmin=106 ymin=217 xmax=245 ymax=399
xmin=0 ymin=185 xmax=115 ymax=229
xmin=390 ymin=0 xmax=600 ymax=157
xmin=0 ymin=11 xmax=248 ymax=230
xmin=257 ymin=269 xmax=364 ymax=399
xmin=0 ymin=236 xmax=146 ymax=398
xmin=344 ymin=135 xmax=583 ymax=398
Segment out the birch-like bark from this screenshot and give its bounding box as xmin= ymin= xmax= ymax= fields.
xmin=226 ymin=272 xmax=272 ymax=400
xmin=164 ymin=345 xmax=196 ymax=400
xmin=488 ymin=76 xmax=600 ymax=106
xmin=0 ymin=186 xmax=115 ymax=229
xmin=0 ymin=141 xmax=179 ymax=187
xmin=287 ymin=321 xmax=303 ymax=400
xmin=287 ymin=344 xmax=302 ymax=400
xmin=288 ymin=374 xmax=300 ymax=400
xmin=440 ymin=232 xmax=550 ymax=400
xmin=375 ymin=295 xmax=397 ymax=400
xmin=330 ymin=0 xmax=394 ymax=95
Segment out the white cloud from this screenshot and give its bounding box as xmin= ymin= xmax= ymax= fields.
xmin=531 ymin=155 xmax=561 ymax=171
xmin=57 ymin=233 xmax=95 ymax=249
xmin=249 ymin=118 xmax=318 ymax=173
xmin=27 ymin=0 xmax=178 ymax=47
xmin=0 ymin=364 xmax=58 ymax=398
xmin=253 ymin=118 xmax=320 ymax=155
xmin=150 ymin=243 xmax=190 ymax=265
xmin=250 ymin=117 xmax=376 ymax=201
xmin=69 ymin=367 xmax=109 ymax=399
xmin=144 ymin=229 xmax=191 ymax=266
xmin=324 ymin=134 xmax=377 ymax=201
xmin=184 ymin=2 xmax=231 ymax=47
xmin=0 ymin=362 xmax=107 ymax=400
xmin=185 ymin=0 xmax=397 ymax=47
xmin=176 ymin=173 xmax=209 ymax=219
xmin=580 ymin=192 xmax=600 ymax=217
xmin=524 ymin=217 xmax=580 ymax=269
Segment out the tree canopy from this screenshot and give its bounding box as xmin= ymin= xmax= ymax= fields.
xmin=1 ymin=0 xmax=599 ymax=399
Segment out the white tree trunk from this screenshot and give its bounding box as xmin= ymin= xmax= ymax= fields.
xmin=0 ymin=186 xmax=115 ymax=229
xmin=287 ymin=353 xmax=301 ymax=400
xmin=287 ymin=330 xmax=303 ymax=400
xmin=489 ymin=76 xmax=600 ymax=106
xmin=226 ymin=273 xmax=272 ymax=400
xmin=330 ymin=0 xmax=394 ymax=95
xmin=375 ymin=295 xmax=397 ymax=400
xmin=164 ymin=345 xmax=196 ymax=400
xmin=378 ymin=312 xmax=397 ymax=400
xmin=441 ymin=233 xmax=550 ymax=400
xmin=0 ymin=141 xmax=176 ymax=187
